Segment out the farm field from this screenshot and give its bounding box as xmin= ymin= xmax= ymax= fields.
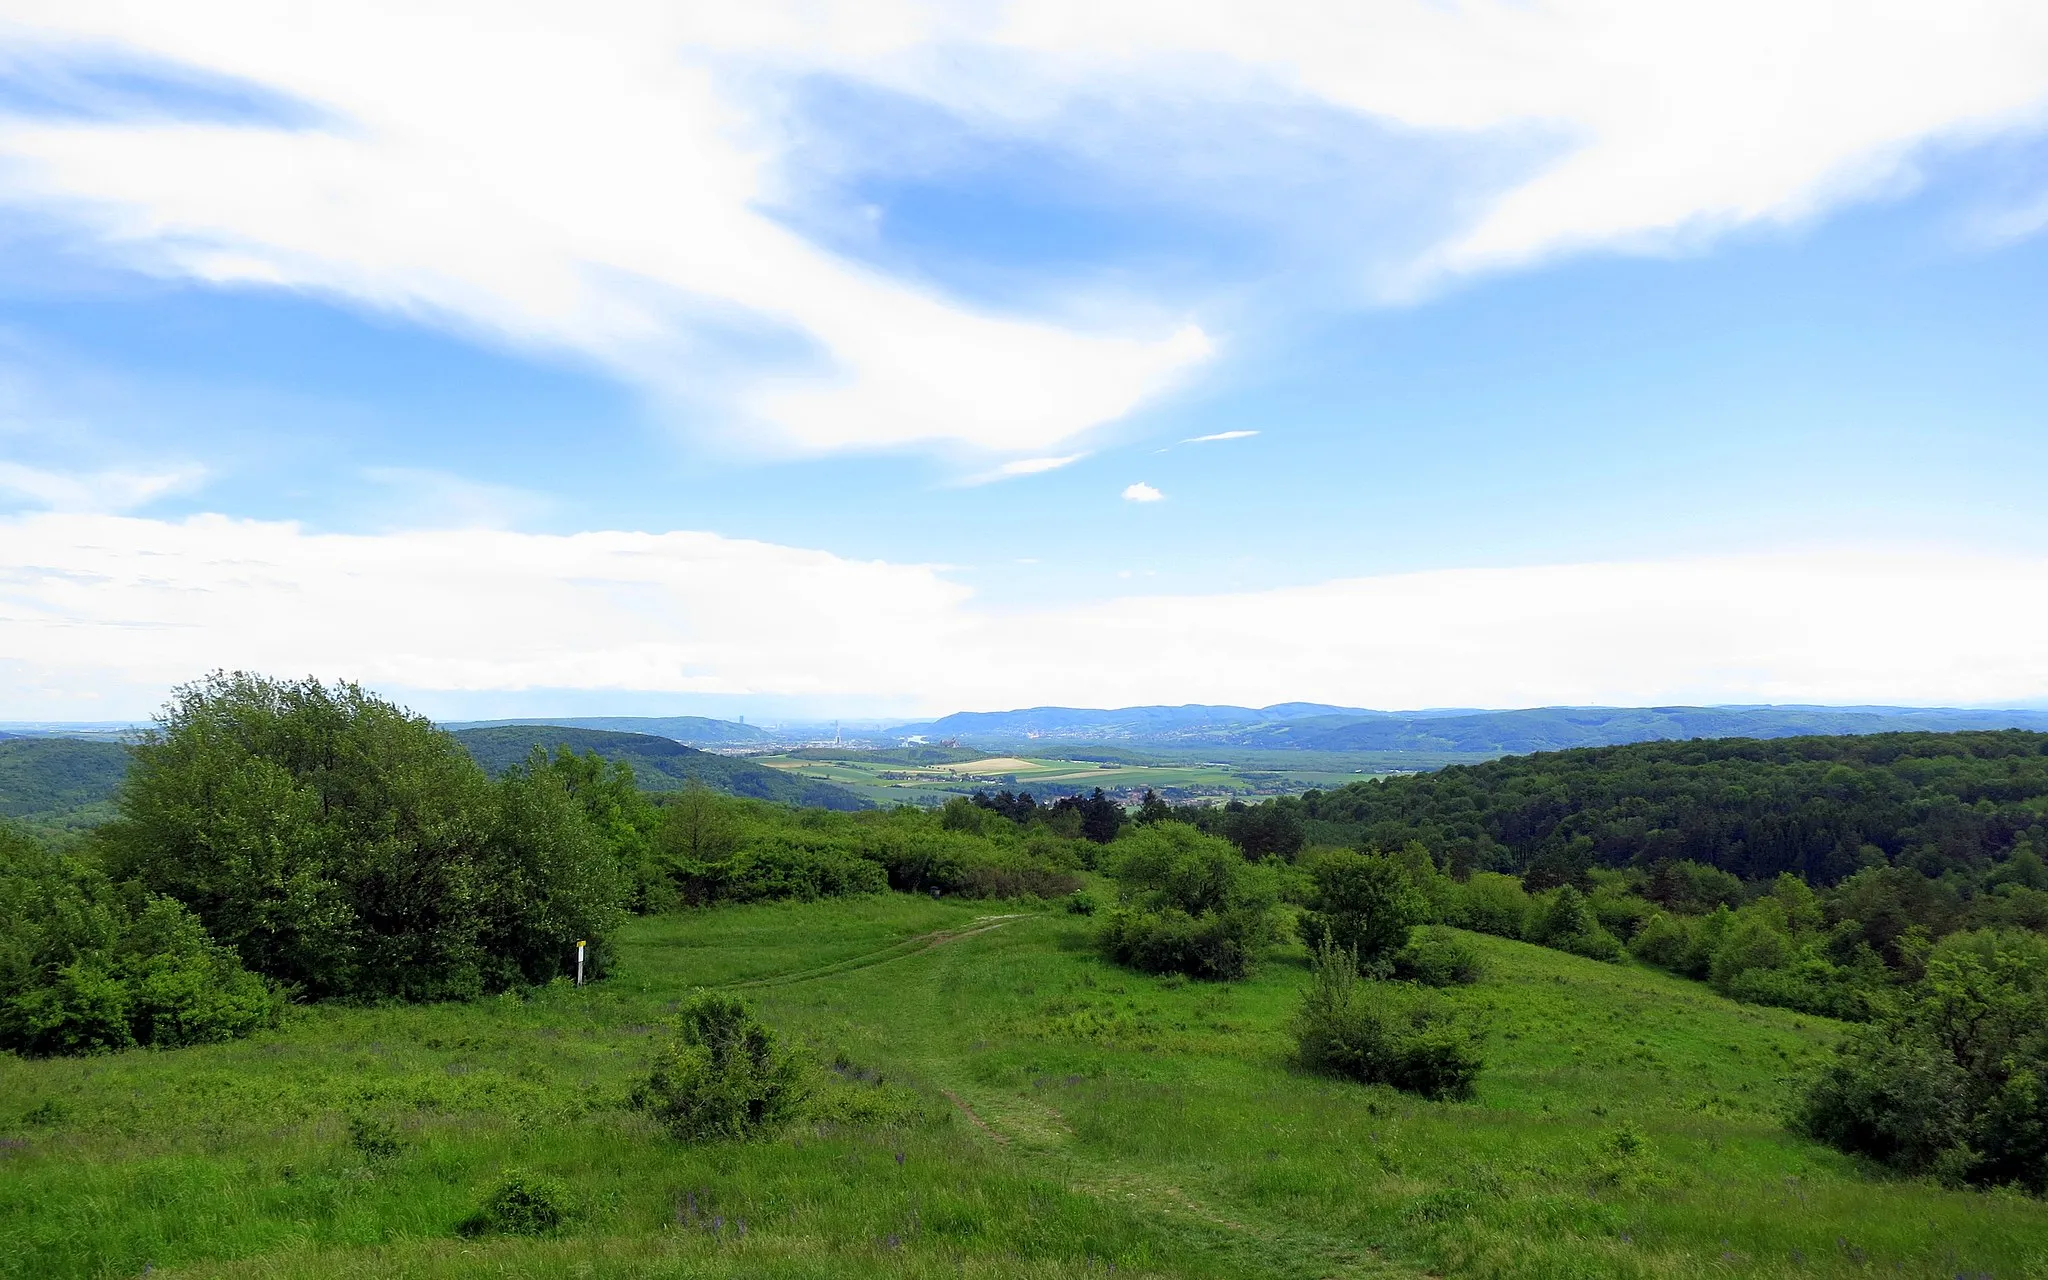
xmin=4 ymin=895 xmax=2040 ymax=1279
xmin=752 ymin=749 xmax=1426 ymax=806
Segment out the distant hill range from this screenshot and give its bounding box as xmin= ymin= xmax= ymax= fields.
xmin=886 ymin=703 xmax=2048 ymax=754
xmin=0 ymin=725 xmax=867 ymax=833
xmin=450 ymin=726 xmax=866 ymax=810
xmin=442 ymin=715 xmax=773 ymax=747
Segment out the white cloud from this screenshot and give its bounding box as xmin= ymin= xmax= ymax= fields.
xmin=1 ymin=1 xmax=2043 ymax=463
xmin=1121 ymin=482 xmax=1163 ymax=502
xmin=957 ymin=452 xmax=1088 ymax=486
xmin=1184 ymin=430 xmax=1257 ymax=444
xmin=5 ymin=513 xmax=2048 ymax=719
xmin=0 ymin=3 xmax=1210 ymax=457
xmin=983 ymin=0 xmax=2048 ymax=279
xmin=0 ymin=461 xmax=203 ymax=511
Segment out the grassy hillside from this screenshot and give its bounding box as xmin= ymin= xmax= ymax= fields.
xmin=0 ymin=737 xmax=129 ymax=836
xmin=5 ymin=898 xmax=2041 ymax=1278
xmin=454 ymin=725 xmax=868 ymax=810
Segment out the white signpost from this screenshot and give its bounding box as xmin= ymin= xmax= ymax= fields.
xmin=576 ymin=940 xmax=586 ymax=987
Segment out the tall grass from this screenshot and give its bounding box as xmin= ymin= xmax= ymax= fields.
xmin=3 ymin=893 xmax=2044 ymax=1278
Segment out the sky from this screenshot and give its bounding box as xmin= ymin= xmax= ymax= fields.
xmin=2 ymin=1 xmax=2048 ymax=722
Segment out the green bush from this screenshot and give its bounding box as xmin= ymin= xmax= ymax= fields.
xmin=1293 ymin=941 xmax=1482 ymax=1100
xmin=1455 ymin=872 xmax=1530 ymax=938
xmin=1296 ymin=849 xmax=1424 ymax=969
xmin=1526 ymin=886 xmax=1624 ymax=962
xmin=1099 ymin=823 xmax=1278 ymax=980
xmin=1392 ymin=926 xmax=1483 ymax=986
xmin=101 ymin=673 xmax=625 ymax=1000
xmin=457 ymin=1170 xmax=568 ymax=1237
xmin=1797 ymin=929 xmax=2048 ymax=1190
xmin=0 ymin=826 xmax=279 ymax=1055
xmin=636 ymin=992 xmax=807 ymax=1141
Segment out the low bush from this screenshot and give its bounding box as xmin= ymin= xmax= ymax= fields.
xmin=1526 ymin=886 xmax=1624 ymax=962
xmin=1797 ymin=928 xmax=2048 ymax=1190
xmin=1455 ymin=872 xmax=1531 ymax=939
xmin=1101 ymin=905 xmax=1275 ymax=981
xmin=0 ymin=827 xmax=281 ymax=1055
xmin=666 ymin=833 xmax=887 ymax=906
xmin=1294 ymin=941 xmax=1483 ymax=1100
xmin=1392 ymin=926 xmax=1483 ymax=987
xmin=636 ymin=992 xmax=807 ymax=1141
xmin=457 ymin=1170 xmax=569 ymax=1237
xmin=1099 ymin=823 xmax=1278 ymax=980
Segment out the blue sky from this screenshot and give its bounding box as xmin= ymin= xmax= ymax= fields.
xmin=3 ymin=3 xmax=2048 ymax=720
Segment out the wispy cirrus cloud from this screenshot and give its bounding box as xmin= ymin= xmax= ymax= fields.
xmin=0 ymin=460 xmax=203 ymax=512
xmin=0 ymin=0 xmax=2044 ymax=468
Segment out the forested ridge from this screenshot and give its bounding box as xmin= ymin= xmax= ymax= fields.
xmin=1293 ymin=730 xmax=2048 ymax=882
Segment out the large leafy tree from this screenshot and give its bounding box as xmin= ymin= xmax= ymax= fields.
xmin=102 ymin=672 xmax=622 ymax=1001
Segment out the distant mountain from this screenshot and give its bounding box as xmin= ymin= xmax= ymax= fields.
xmin=886 ymin=703 xmax=2048 ymax=754
xmin=893 ymin=702 xmax=1361 ymax=741
xmin=444 ymin=715 xmax=772 ymax=746
xmin=0 ymin=737 xmax=130 ymax=831
xmin=452 ymin=726 xmax=867 ymax=810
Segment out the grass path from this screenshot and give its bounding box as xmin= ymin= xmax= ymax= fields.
xmin=724 ymin=914 xmax=1030 ymax=990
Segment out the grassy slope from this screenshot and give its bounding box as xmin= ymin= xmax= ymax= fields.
xmin=452 ymin=726 xmax=868 ymax=811
xmin=3 ymin=902 xmax=2042 ymax=1279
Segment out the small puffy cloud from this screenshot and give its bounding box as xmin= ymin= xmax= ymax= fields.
xmin=1122 ymin=482 xmax=1163 ymax=502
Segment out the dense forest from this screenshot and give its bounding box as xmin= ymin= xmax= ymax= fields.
xmin=1285 ymin=731 xmax=2048 ymax=881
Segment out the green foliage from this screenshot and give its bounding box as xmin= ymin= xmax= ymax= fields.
xmin=1392 ymin=925 xmax=1483 ymax=986
xmin=1296 ymin=849 xmax=1425 ymax=967
xmin=0 ymin=738 xmax=129 ymax=836
xmin=1296 ymin=731 xmax=2048 ymax=888
xmin=0 ymin=824 xmax=279 ymax=1055
xmin=1799 ymin=928 xmax=2048 ymax=1191
xmin=99 ymin=672 xmax=625 ymax=1001
xmin=1453 ymin=872 xmax=1530 ymax=938
xmin=456 ymin=1170 xmax=569 ymax=1237
xmin=1099 ymin=823 xmax=1279 ymax=980
xmin=1293 ymin=941 xmax=1482 ymax=1099
xmin=1525 ymin=886 xmax=1624 ymax=962
xmin=636 ymin=992 xmax=807 ymax=1141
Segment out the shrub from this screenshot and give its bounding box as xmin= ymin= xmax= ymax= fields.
xmin=101 ymin=672 xmax=624 ymax=1000
xmin=1527 ymin=886 xmax=1624 ymax=962
xmin=1100 ymin=905 xmax=1274 ymax=981
xmin=1293 ymin=942 xmax=1482 ymax=1100
xmin=1099 ymin=824 xmax=1278 ymax=980
xmin=1797 ymin=929 xmax=2048 ymax=1190
xmin=1392 ymin=926 xmax=1483 ymax=987
xmin=1456 ymin=873 xmax=1530 ymax=938
xmin=1296 ymin=850 xmax=1424 ymax=969
xmin=457 ymin=1170 xmax=568 ymax=1237
xmin=636 ymin=992 xmax=806 ymax=1141
xmin=1628 ymin=912 xmax=1696 ymax=972
xmin=0 ymin=826 xmax=280 ymax=1056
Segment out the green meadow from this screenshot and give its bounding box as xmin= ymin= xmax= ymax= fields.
xmin=5 ymin=893 xmax=2042 ymax=1279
